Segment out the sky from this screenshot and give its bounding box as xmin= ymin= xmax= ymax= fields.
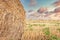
xmin=20 ymin=0 xmax=57 ymax=12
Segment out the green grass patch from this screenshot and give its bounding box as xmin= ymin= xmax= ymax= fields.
xmin=50 ymin=35 xmax=58 ymax=40
xmin=43 ymin=27 xmax=50 ymax=36
xmin=50 ymin=35 xmax=60 ymax=40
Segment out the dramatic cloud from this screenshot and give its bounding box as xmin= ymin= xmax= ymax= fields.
xmin=28 ymin=10 xmax=34 ymax=13
xmin=53 ymin=0 xmax=60 ymax=6
xmin=54 ymin=7 xmax=60 ymax=13
xmin=29 ymin=0 xmax=37 ymax=6
xmin=37 ymin=7 xmax=48 ymax=13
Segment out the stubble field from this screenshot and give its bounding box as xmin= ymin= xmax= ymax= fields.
xmin=22 ymin=20 xmax=60 ymax=40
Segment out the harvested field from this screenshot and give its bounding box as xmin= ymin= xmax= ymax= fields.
xmin=22 ymin=20 xmax=60 ymax=40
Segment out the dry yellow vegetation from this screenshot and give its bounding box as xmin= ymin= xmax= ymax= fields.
xmin=22 ymin=20 xmax=60 ymax=40
xmin=0 ymin=0 xmax=60 ymax=40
